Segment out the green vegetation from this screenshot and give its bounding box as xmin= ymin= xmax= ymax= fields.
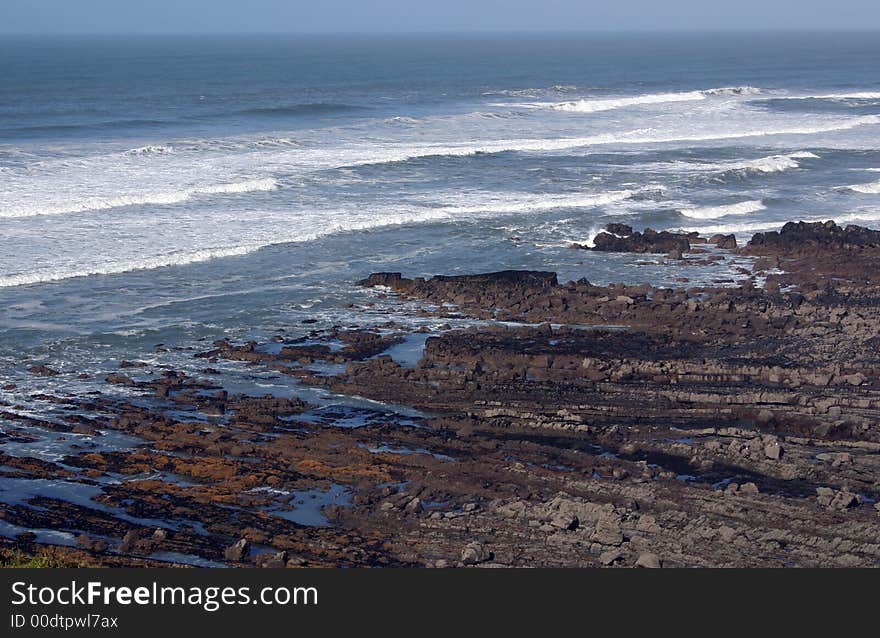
xmin=0 ymin=548 xmax=88 ymax=568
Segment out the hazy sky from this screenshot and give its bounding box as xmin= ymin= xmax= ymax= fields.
xmin=2 ymin=0 xmax=880 ymax=34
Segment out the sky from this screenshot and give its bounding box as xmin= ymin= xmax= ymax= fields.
xmin=2 ymin=0 xmax=880 ymax=34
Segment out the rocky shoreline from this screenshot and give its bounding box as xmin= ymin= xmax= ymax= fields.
xmin=2 ymin=220 xmax=880 ymax=568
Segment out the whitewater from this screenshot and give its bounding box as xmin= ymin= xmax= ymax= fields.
xmin=2 ymin=32 xmax=880 ymax=307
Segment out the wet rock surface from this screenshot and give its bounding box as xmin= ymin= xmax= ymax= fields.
xmin=2 ymin=220 xmax=880 ymax=567
xmin=587 ymin=225 xmax=695 ymax=254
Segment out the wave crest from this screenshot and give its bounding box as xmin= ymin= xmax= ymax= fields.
xmin=0 ymin=178 xmax=278 ymax=219
xmin=504 ymin=86 xmax=765 ymax=114
xmin=678 ymin=200 xmax=766 ymax=219
xmin=847 ymin=180 xmax=880 ymax=194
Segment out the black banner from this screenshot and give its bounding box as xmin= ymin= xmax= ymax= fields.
xmin=0 ymin=568 xmax=874 ymax=635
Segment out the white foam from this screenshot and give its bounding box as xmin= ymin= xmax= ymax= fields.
xmin=0 ymin=202 xmax=537 ymax=288
xmin=337 ymin=115 xmax=880 ymax=167
xmin=733 ymin=151 xmax=819 ymax=173
xmin=0 ymin=245 xmax=256 ymax=288
xmin=780 ymin=92 xmax=880 ymax=101
xmin=503 ymin=86 xmax=763 ymax=114
xmin=434 ymin=190 xmax=634 ymax=214
xmin=545 ymin=91 xmax=707 ymax=113
xmin=644 ymin=151 xmax=818 ymax=175
xmin=676 ymin=219 xmax=785 ymax=235
xmin=678 ymin=200 xmax=766 ymax=219
xmin=126 ymin=145 xmax=174 ymax=155
xmin=701 ymin=86 xmax=765 ymax=97
xmin=847 ymin=180 xmax=880 ymax=194
xmin=0 ymin=178 xmax=278 ymax=219
xmin=680 ymin=211 xmax=880 ymax=237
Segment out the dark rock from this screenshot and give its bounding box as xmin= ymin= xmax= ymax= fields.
xmin=224 ymin=538 xmax=250 ymax=562
xmin=358 ymin=272 xmax=407 ymax=288
xmin=461 ymin=542 xmax=493 ymax=565
xmin=430 ymin=270 xmax=558 ymax=289
xmin=105 ymin=373 xmax=134 ymax=386
xmin=28 ymin=365 xmax=59 ymax=377
xmin=710 ymin=234 xmax=737 ymax=249
xmin=745 ymin=221 xmax=880 ymax=257
xmin=591 ymin=228 xmax=691 ymax=254
xmin=604 ymin=223 xmax=634 ymax=237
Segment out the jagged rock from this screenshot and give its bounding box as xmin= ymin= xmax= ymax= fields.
xmin=710 ymin=234 xmax=737 ymax=249
xmin=224 ymin=538 xmax=250 ymax=562
xmin=635 ymin=552 xmax=662 ymax=568
xmin=599 ymin=549 xmax=623 ymax=565
xmin=745 ymin=220 xmax=880 ymax=257
xmin=816 ymin=488 xmax=859 ymax=510
xmin=461 ymin=542 xmax=492 ymax=565
xmin=550 ymin=513 xmax=579 ymax=531
xmin=591 ymin=227 xmax=692 ymax=254
xmin=764 ymin=442 xmax=783 ymax=460
xmin=592 ymin=516 xmax=624 ymax=546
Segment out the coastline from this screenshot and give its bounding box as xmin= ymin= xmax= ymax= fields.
xmin=4 ymin=219 xmax=880 ymax=568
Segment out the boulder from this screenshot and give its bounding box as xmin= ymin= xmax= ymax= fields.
xmin=635 ymin=552 xmax=662 ymax=568
xmin=461 ymin=542 xmax=492 ymax=565
xmin=224 ymin=538 xmax=250 ymax=562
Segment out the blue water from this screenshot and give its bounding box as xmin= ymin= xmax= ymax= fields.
xmin=1 ymin=31 xmax=880 ymax=406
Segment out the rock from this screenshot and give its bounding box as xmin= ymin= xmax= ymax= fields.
xmin=260 ymin=551 xmax=288 ymax=569
xmin=845 ymin=373 xmax=867 ymax=386
xmin=550 ymin=513 xmax=579 ymax=531
xmin=710 ymin=234 xmax=737 ymax=249
xmin=357 ymin=272 xmax=406 ymax=288
xmin=119 ymin=530 xmax=140 ymax=553
xmin=605 ymin=223 xmax=634 ymax=236
xmin=815 ymin=452 xmax=852 ymax=466
xmin=592 ymin=516 xmax=624 ymax=546
xmin=745 ymin=220 xmax=880 ymax=257
xmin=28 ymin=365 xmax=59 ymax=377
xmin=224 ymin=538 xmax=250 ymax=562
xmin=599 ymin=549 xmax=623 ymax=565
xmin=764 ymin=442 xmax=783 ymax=460
xmin=105 ymin=373 xmax=134 ymax=386
xmin=738 ymin=482 xmax=760 ymax=495
xmin=591 ymin=227 xmax=691 ymax=255
xmin=635 ymin=552 xmax=662 ymax=568
xmin=76 ymin=535 xmax=108 ymax=553
xmin=817 ymin=487 xmax=860 ymax=510
xmin=461 ymin=542 xmax=492 ymax=565
xmin=404 ymin=497 xmax=423 ymax=514
xmin=636 ymin=515 xmax=660 ymax=534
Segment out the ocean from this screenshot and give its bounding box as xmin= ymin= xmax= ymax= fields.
xmin=1 ymin=31 xmax=880 ymax=425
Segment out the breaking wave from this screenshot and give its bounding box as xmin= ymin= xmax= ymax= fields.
xmin=847 ymin=180 xmax=880 ymax=194
xmin=341 ymin=116 xmax=878 ymax=168
xmin=126 ymin=145 xmax=175 ymax=155
xmin=0 ymin=178 xmax=278 ymax=219
xmin=433 ymin=190 xmax=635 ymax=214
xmin=678 ymin=200 xmax=766 ymax=219
xmin=501 ymin=86 xmax=764 ymax=114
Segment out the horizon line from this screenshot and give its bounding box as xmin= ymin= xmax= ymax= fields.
xmin=4 ymin=27 xmax=880 ymax=37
